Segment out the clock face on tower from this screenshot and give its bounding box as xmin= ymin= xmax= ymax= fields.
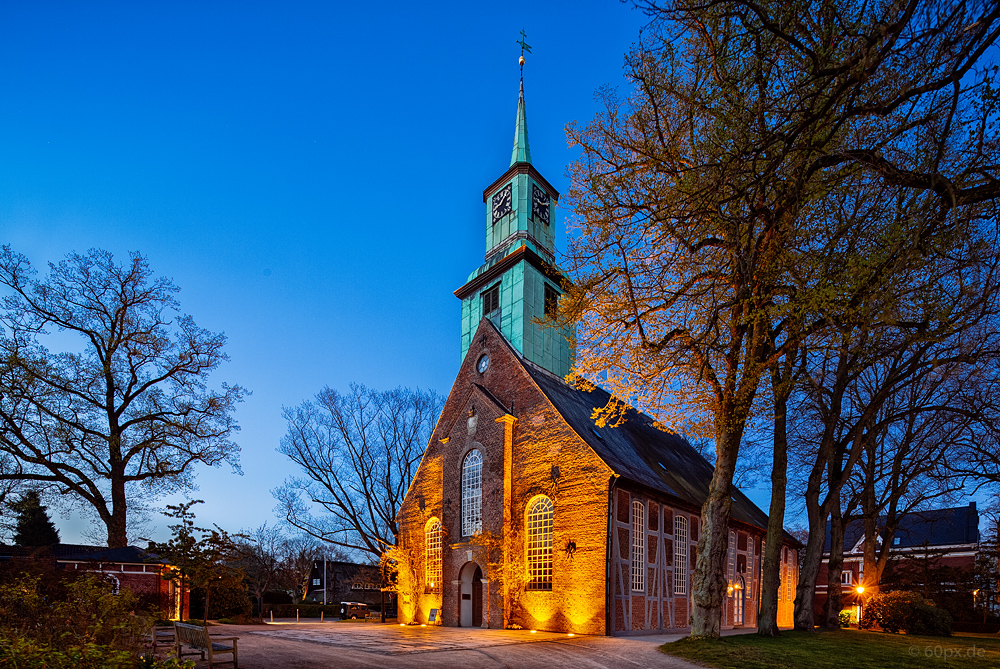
xmin=532 ymin=185 xmax=550 ymax=225
xmin=492 ymin=184 xmax=513 ymax=224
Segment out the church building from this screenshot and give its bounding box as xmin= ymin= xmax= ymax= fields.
xmin=394 ymin=68 xmax=798 ymax=636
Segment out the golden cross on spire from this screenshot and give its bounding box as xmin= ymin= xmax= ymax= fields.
xmin=517 ymin=29 xmax=532 ymax=56
xmin=517 ymin=29 xmax=531 ymax=76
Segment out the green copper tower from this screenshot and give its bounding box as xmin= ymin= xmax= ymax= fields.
xmin=455 ymin=65 xmax=574 ymax=378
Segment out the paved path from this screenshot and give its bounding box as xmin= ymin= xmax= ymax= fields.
xmin=171 ymin=620 xmax=757 ymax=668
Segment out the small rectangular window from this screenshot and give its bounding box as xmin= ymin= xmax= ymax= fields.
xmin=728 ymin=531 xmax=736 ymax=583
xmin=632 ymin=501 xmax=645 ymax=592
xmin=482 ymin=284 xmax=500 ymax=317
xmin=674 ymin=515 xmax=688 ymax=595
xmin=312 ymin=578 xmax=321 ymax=586
xmin=841 ymin=571 xmax=852 ymax=584
xmin=544 ymin=284 xmax=559 ymax=319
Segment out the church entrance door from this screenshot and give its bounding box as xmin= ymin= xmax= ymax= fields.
xmin=459 ymin=562 xmax=483 ymax=627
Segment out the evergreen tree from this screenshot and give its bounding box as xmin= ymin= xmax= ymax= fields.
xmin=6 ymin=490 xmax=60 ymax=546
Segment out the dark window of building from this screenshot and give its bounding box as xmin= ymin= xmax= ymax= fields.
xmin=482 ymin=284 xmax=500 ymax=317
xmin=544 ymin=284 xmax=558 ymax=319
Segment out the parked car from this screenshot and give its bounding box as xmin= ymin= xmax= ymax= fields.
xmin=339 ymin=602 xmax=369 ymax=620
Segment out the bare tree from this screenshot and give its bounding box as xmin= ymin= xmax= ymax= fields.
xmin=231 ymin=523 xmax=288 ymax=618
xmin=0 ymin=248 xmax=245 ymax=547
xmin=274 ymin=384 xmax=442 ymax=560
xmin=281 ymin=535 xmax=328 ymax=603
xmin=566 ymin=0 xmax=1000 ymax=636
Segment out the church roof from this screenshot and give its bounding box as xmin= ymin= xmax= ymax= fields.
xmin=510 ymin=78 xmax=531 ymax=166
xmin=518 ymin=356 xmax=773 ymax=533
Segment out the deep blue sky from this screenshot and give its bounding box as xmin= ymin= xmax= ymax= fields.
xmin=1 ymin=1 xmax=657 ymax=542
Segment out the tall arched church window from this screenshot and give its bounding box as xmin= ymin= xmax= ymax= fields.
xmin=674 ymin=515 xmax=688 ymax=595
xmin=526 ymin=496 xmax=553 ymax=591
xmin=632 ymin=501 xmax=645 ymax=592
xmin=425 ymin=519 xmax=442 ymax=591
xmin=461 ymin=450 xmax=483 ymax=536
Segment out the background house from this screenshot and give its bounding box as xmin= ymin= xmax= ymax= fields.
xmin=815 ymin=502 xmax=980 ymax=621
xmin=0 ymin=543 xmax=186 ymax=619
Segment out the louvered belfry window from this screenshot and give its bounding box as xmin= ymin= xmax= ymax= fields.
xmin=461 ymin=450 xmax=483 ymax=536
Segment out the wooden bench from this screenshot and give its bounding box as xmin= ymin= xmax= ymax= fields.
xmin=151 ymin=625 xmax=174 ymax=651
xmin=173 ymin=622 xmax=239 ymax=668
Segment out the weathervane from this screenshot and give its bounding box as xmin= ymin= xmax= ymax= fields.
xmin=517 ymin=29 xmax=532 ymax=76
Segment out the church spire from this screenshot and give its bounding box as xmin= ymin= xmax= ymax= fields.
xmin=511 ymin=32 xmax=532 ymax=167
xmin=510 ymin=78 xmax=532 ymax=166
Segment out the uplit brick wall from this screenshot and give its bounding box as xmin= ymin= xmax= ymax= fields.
xmin=395 ymin=320 xmax=794 ymax=635
xmin=397 ymin=321 xmax=611 ymax=634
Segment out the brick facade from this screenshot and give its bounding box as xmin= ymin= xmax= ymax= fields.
xmin=395 ymin=320 xmax=798 ymax=635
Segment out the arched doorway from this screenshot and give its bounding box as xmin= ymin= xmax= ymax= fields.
xmin=459 ymin=562 xmax=483 ymax=627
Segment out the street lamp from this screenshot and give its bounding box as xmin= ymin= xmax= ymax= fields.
xmin=855 ymin=585 xmax=866 ymax=624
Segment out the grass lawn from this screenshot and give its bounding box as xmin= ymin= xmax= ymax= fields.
xmin=660 ymin=628 xmax=1000 ymax=669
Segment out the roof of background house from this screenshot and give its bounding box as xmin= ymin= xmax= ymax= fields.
xmin=824 ymin=502 xmax=980 ymax=553
xmin=0 ymin=543 xmax=161 ymax=563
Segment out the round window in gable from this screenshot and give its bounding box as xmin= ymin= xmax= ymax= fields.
xmin=477 ymin=353 xmax=490 ymax=374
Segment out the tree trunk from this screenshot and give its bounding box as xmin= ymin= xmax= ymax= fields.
xmin=758 ymin=385 xmax=789 ymax=636
xmin=795 ymin=465 xmax=827 ymax=631
xmin=824 ymin=496 xmax=845 ymax=628
xmin=106 ymin=456 xmax=129 ymax=547
xmin=692 ymin=428 xmax=739 ymax=638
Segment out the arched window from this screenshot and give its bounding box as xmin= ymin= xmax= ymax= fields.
xmin=632 ymin=501 xmax=645 ymax=592
xmin=674 ymin=514 xmax=688 ymax=595
xmin=526 ymin=496 xmax=553 ymax=591
xmin=461 ymin=450 xmax=483 ymax=536
xmin=728 ymin=530 xmax=736 ymax=583
xmin=425 ymin=519 xmax=442 ymax=591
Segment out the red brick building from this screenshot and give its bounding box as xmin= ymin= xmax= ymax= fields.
xmin=1 ymin=543 xmax=187 ymax=619
xmin=814 ymin=503 xmax=980 ymax=620
xmin=393 ymin=69 xmax=798 ymax=635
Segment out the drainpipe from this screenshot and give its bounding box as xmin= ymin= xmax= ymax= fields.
xmin=605 ymin=474 xmax=618 ymax=636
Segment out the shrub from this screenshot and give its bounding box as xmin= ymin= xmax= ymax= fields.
xmin=0 ymin=572 xmax=153 ymax=651
xmin=0 ymin=635 xmax=193 ymax=669
xmin=838 ymin=610 xmax=852 ymax=628
xmin=859 ymin=591 xmax=952 ymax=636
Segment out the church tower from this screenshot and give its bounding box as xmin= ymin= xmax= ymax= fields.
xmin=454 ymin=68 xmax=573 ymax=378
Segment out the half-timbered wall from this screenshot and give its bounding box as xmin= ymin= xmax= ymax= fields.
xmin=610 ymin=485 xmax=774 ymax=635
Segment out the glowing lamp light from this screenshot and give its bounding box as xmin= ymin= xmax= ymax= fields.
xmin=567 ymin=633 xmax=575 ymax=637
xmin=399 ymin=623 xmax=405 ymax=627
xmin=530 ymin=630 xmax=537 ymax=634
xmin=856 ymin=586 xmax=865 ymax=595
